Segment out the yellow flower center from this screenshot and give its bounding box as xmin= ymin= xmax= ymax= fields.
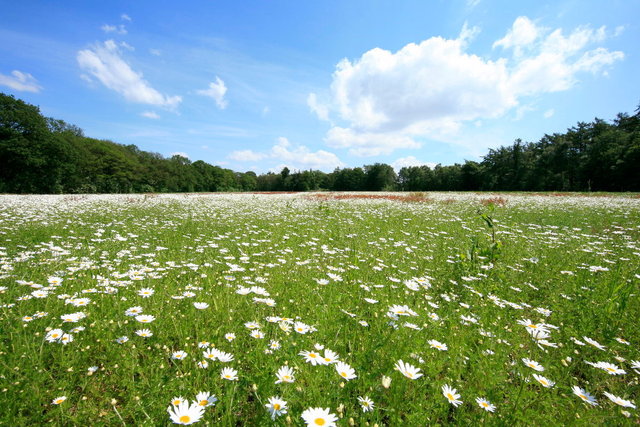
xmin=481 ymin=402 xmax=488 ymax=407
xmin=606 ymin=367 xmax=616 ymax=372
xmin=273 ymin=403 xmax=281 ymax=410
xmin=447 ymin=393 xmax=454 ymax=401
xmin=528 ymin=324 xmax=537 ymax=329
xmin=315 ymin=418 xmax=326 ymax=426
xmin=179 ymin=415 xmax=191 ymax=423
xmin=310 ymin=353 xmax=317 ymax=358
xmin=341 ymin=372 xmax=348 ymax=377
xmin=199 ymin=400 xmax=207 ymax=406
xmin=579 ymin=394 xmax=587 ymax=400
xmin=173 ymin=400 xmax=181 ymax=405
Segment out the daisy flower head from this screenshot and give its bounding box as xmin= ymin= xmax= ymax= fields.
xmin=322 ymin=349 xmax=340 ymax=364
xmin=171 ymin=396 xmax=186 ymax=407
xmin=394 ymin=359 xmax=423 ymax=380
xmin=335 ymin=361 xmax=357 ymax=381
xmin=172 ymin=351 xmax=188 ymax=360
xmin=572 ymin=386 xmax=598 ymax=406
xmin=52 ymin=396 xmax=67 ymax=405
xmin=167 ymin=400 xmax=205 ymax=425
xmin=135 ymin=329 xmax=153 ymax=338
xmin=197 ymin=360 xmax=209 ymax=369
xmin=358 ymin=396 xmax=375 ymax=412
xmin=265 ymin=396 xmax=288 ymax=420
xmin=475 ymin=397 xmax=495 ymax=412
xmin=299 ymin=350 xmax=324 ymax=366
xmin=583 ymin=336 xmax=606 ymax=350
xmin=138 ymin=288 xmax=155 ymax=298
xmin=603 ymin=392 xmax=636 ymax=409
xmin=301 ymin=407 xmax=338 ymax=427
xmin=220 ymin=367 xmax=238 ymax=381
xmin=594 ymin=361 xmax=626 ymax=375
xmin=45 ymin=328 xmax=64 ymax=342
xmin=116 ymin=336 xmax=129 ymax=344
xmin=135 ymin=314 xmax=155 ymax=323
xmin=442 ymin=384 xmax=463 ymax=407
xmin=532 ymin=374 xmax=555 ymax=388
xmin=195 ymin=391 xmax=217 ymax=407
xmin=522 ymin=358 xmax=545 ymax=372
xmin=428 ymin=340 xmax=448 ymax=351
xmin=275 ymin=366 xmax=295 ymax=384
xmin=225 ymin=333 xmax=236 ymax=342
xmin=193 ymin=302 xmax=209 ymax=309
xmin=125 ymin=306 xmax=143 ymax=316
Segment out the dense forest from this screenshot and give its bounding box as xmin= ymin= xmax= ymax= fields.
xmin=1 ymin=92 xmax=639 ymax=193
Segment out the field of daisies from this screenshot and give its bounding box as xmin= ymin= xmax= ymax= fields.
xmin=1 ymin=192 xmax=639 ymax=425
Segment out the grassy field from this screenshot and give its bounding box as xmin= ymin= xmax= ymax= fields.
xmin=0 ymin=192 xmax=639 ymax=426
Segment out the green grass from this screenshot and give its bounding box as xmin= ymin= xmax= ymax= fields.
xmin=0 ymin=193 xmax=638 ymax=425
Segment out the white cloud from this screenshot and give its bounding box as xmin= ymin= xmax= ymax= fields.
xmin=77 ymin=40 xmax=181 ymax=108
xmin=228 ymin=137 xmax=344 ymax=172
xmin=0 ymin=70 xmax=42 ymax=92
xmin=149 ymin=48 xmax=161 ymax=56
xmin=313 ymin=17 xmax=623 ymax=157
xmin=543 ymin=108 xmax=555 ymax=118
xmin=121 ymin=14 xmax=132 ymax=22
xmin=101 ymin=24 xmax=127 ymax=35
xmin=391 ymin=156 xmax=437 ymax=171
xmin=141 ymin=111 xmax=160 ymax=119
xmin=307 ymin=93 xmax=329 ymax=121
xmin=197 ymin=77 xmax=228 ymax=109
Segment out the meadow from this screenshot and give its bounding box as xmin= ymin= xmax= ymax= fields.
xmin=0 ymin=192 xmax=638 ymax=426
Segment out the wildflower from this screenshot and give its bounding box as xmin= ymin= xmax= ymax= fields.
xmin=475 ymin=397 xmax=495 ymax=412
xmin=116 ymin=336 xmax=129 ymax=344
xmin=532 ymin=374 xmax=555 ymax=388
xmin=60 ymin=333 xmax=74 ymax=345
xmin=358 ymin=396 xmax=375 ymax=412
xmin=394 ymin=360 xmax=423 ymax=379
xmin=250 ymin=329 xmax=265 ymax=339
xmin=299 ymin=350 xmax=324 ymax=366
xmin=269 ymin=340 xmax=281 ymax=350
xmin=442 ymin=384 xmax=463 ymax=407
xmin=135 ymin=329 xmax=153 ymax=338
xmin=225 ymin=333 xmax=236 ymax=342
xmin=197 ymin=341 xmax=210 ymax=348
xmin=336 ymin=361 xmax=357 ymax=380
xmin=172 ymin=351 xmax=188 ymax=360
xmin=603 ymin=392 xmax=636 ymax=409
xmin=167 ymin=400 xmax=205 ymax=425
xmin=220 ymin=367 xmax=238 ymax=381
xmin=46 ymin=329 xmax=64 ymax=342
xmin=216 ymin=350 xmax=234 ymax=363
xmin=203 ymin=348 xmax=217 ymax=360
xmin=294 ymin=322 xmax=311 ymax=334
xmin=195 ymin=391 xmax=217 ymax=407
xmin=522 ymin=358 xmax=544 ymax=372
xmin=125 ymin=306 xmax=143 ymax=316
xmin=197 ymin=360 xmax=208 ymax=369
xmin=322 ymin=349 xmax=340 ymax=364
xmin=135 ymin=314 xmax=155 ymax=323
xmin=171 ymin=396 xmax=186 ymax=406
xmin=517 ymin=319 xmax=549 ymax=334
xmin=275 ymin=366 xmax=295 ymax=384
xmin=583 ymin=336 xmax=606 ymax=350
xmin=593 ymin=361 xmax=626 ymax=375
xmin=193 ymin=302 xmax=209 ymax=309
xmin=52 ymin=396 xmax=67 ymax=405
xmin=301 ymin=407 xmax=338 ymax=427
xmin=572 ymin=386 xmax=598 ymax=406
xmin=265 ymin=396 xmax=288 ymax=420
xmin=615 ymin=337 xmax=630 ymax=345
xmin=429 ymin=340 xmax=448 ymax=351
xmin=138 ymin=288 xmax=155 ymax=298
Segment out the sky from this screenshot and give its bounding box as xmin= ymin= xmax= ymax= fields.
xmin=1 ymin=0 xmax=638 ymax=174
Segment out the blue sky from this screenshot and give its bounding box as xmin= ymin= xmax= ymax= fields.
xmin=1 ymin=0 xmax=638 ymax=173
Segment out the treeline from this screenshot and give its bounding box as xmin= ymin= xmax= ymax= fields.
xmin=1 ymin=92 xmax=639 ymax=193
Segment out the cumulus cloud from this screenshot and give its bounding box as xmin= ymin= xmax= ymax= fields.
xmin=228 ymin=137 xmax=344 ymax=172
xmin=0 ymin=70 xmax=42 ymax=92
xmin=307 ymin=93 xmax=329 ymax=121
xmin=314 ymin=16 xmax=623 ymax=156
xmin=197 ymin=77 xmax=228 ymax=109
xmin=77 ymin=40 xmax=181 ymax=108
xmin=391 ymin=156 xmax=437 ymax=171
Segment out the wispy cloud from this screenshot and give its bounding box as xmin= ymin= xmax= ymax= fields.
xmin=77 ymin=40 xmax=181 ymax=108
xmin=0 ymin=70 xmax=42 ymax=92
